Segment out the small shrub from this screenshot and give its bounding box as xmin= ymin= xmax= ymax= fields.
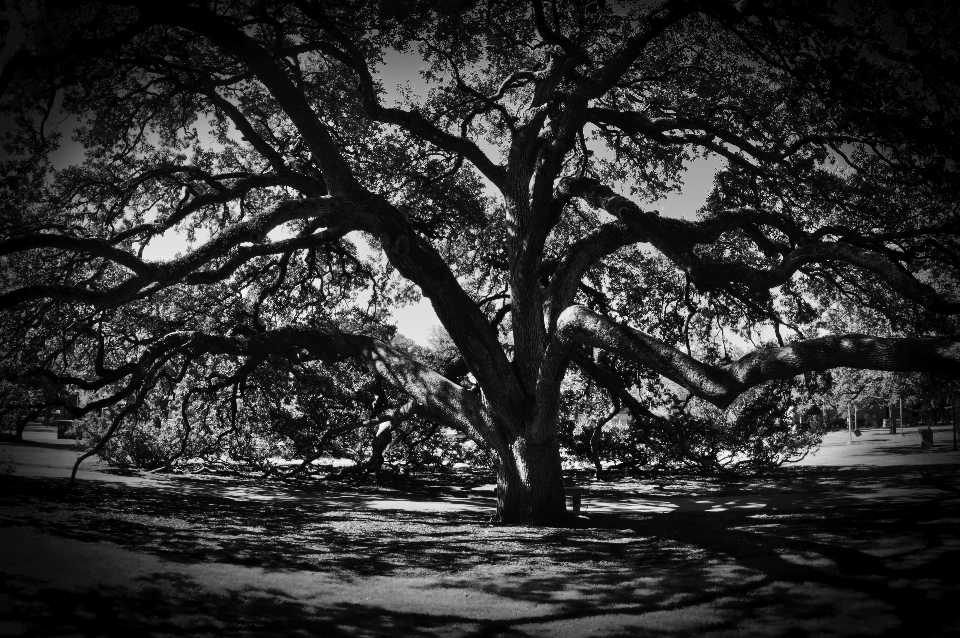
xmin=0 ymin=449 xmax=15 ymax=476
xmin=77 ymin=413 xmax=184 ymax=470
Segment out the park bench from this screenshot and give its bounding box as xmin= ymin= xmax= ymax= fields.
xmin=566 ymin=486 xmax=591 ymax=516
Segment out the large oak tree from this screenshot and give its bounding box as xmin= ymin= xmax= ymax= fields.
xmin=1 ymin=0 xmax=958 ymax=524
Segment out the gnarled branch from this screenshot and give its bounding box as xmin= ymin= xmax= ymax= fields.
xmin=559 ymin=304 xmax=960 ymax=408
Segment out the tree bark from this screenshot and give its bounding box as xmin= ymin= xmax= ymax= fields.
xmin=330 ymin=420 xmax=394 ymax=481
xmin=367 ymin=421 xmax=393 ymax=479
xmin=589 ymin=421 xmax=606 ymax=481
xmin=495 ymin=432 xmax=568 ymax=526
xmin=15 ymin=411 xmax=36 ymax=442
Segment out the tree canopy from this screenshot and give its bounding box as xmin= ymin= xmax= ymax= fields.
xmin=1 ymin=0 xmax=958 ymax=524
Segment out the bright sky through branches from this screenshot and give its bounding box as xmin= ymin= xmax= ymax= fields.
xmin=3 ymin=36 xmax=722 ymax=346
xmin=392 ymin=154 xmax=721 ymax=345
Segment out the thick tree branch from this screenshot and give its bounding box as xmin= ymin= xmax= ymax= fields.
xmin=561 ymin=177 xmax=960 ymax=313
xmin=531 ymin=0 xmax=589 ymax=63
xmin=290 ymin=0 xmax=506 ymax=189
xmin=588 ymin=107 xmax=862 ymax=170
xmin=570 ymin=349 xmax=659 ymax=431
xmin=0 ymin=235 xmax=158 ymax=277
xmin=134 ymin=1 xmax=359 ymax=194
xmin=111 ymin=173 xmax=327 ymax=246
xmin=121 ymin=2 xmax=522 ymax=413
xmin=559 ymin=305 xmax=960 ymax=408
xmin=545 ymin=220 xmax=644 ymax=330
xmin=180 ymin=327 xmax=498 ymax=444
xmin=573 ymin=3 xmax=697 ymax=100
xmin=783 ymin=242 xmax=960 ymax=314
xmin=0 ymin=197 xmax=345 ymax=310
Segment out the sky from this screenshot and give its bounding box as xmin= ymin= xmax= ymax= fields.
xmin=2 ymin=29 xmax=722 ymax=346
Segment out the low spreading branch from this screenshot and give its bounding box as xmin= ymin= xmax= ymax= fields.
xmin=559 ymin=305 xmax=960 ymax=408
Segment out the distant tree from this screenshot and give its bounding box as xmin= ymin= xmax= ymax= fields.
xmin=1 ymin=0 xmax=959 ymax=524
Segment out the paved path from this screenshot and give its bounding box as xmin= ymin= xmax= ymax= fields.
xmin=794 ymin=422 xmax=960 ymax=466
xmin=4 ymin=423 xmax=959 ymax=517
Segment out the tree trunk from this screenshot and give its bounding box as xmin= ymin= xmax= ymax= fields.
xmin=15 ymin=410 xmax=37 ymax=442
xmin=589 ymin=422 xmax=606 ymax=481
xmin=329 ymin=420 xmax=393 ymax=481
xmin=496 ymin=434 xmax=568 ymax=526
xmin=368 ymin=421 xmax=393 ymax=480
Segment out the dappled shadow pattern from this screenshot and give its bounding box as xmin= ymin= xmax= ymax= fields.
xmin=2 ymin=476 xmax=665 ymax=577
xmin=846 ymin=442 xmax=960 ymax=457
xmin=2 ymin=472 xmax=960 ymax=636
xmin=1 ymin=571 xmax=490 ymax=638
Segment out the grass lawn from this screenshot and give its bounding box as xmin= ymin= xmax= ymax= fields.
xmin=1 ymin=427 xmax=959 ymax=637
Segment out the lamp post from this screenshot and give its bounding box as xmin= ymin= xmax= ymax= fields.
xmin=847 ymin=403 xmax=854 ymax=444
xmin=950 ymin=390 xmax=957 ymax=452
xmin=900 ymin=397 xmax=905 ymax=437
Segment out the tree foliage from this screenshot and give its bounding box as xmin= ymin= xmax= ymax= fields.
xmin=1 ymin=0 xmax=959 ymax=524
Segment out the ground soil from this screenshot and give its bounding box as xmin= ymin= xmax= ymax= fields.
xmin=2 ymin=424 xmax=959 ymax=636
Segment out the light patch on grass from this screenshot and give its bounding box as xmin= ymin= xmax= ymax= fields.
xmin=885 ymin=577 xmax=942 ymax=594
xmin=769 ymin=581 xmax=899 ymax=636
xmin=656 ymin=592 xmax=698 ymax=607
xmin=113 ymin=512 xmax=198 ymax=530
xmin=616 ymin=575 xmax=667 ymax=599
xmin=549 ymin=587 xmax=594 ymax=602
xmin=860 ymin=535 xmax=927 ymax=558
xmin=0 ymin=621 xmax=28 ymax=636
xmin=885 ymin=548 xmax=949 ymax=571
xmin=919 ymin=517 xmax=960 ymax=525
xmin=703 ymin=562 xmax=766 ymax=585
xmin=599 ymin=535 xmax=648 ymax=544
xmin=778 ymin=550 xmax=838 ymax=569
xmin=523 ymin=599 xmax=733 ymax=637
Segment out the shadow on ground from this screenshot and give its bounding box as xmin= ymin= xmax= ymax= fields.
xmin=2 ymin=470 xmax=960 ymax=637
